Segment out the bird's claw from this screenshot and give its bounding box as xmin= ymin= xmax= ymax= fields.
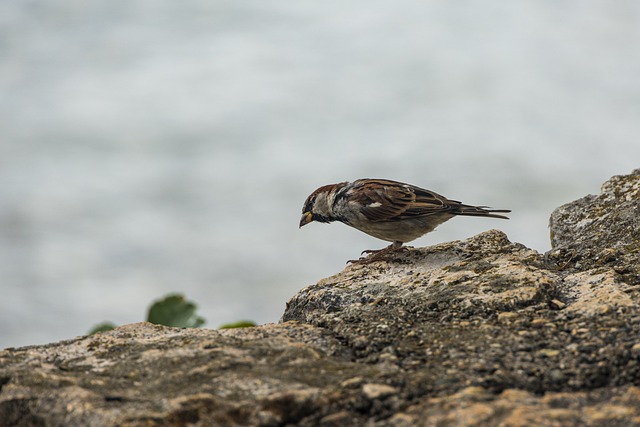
xmin=360 ymin=249 xmax=379 ymax=256
xmin=348 ymin=245 xmax=409 ymax=265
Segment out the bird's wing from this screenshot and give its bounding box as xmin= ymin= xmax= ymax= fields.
xmin=352 ymin=179 xmax=455 ymax=222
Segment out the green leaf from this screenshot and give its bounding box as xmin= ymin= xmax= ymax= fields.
xmin=88 ymin=322 xmax=117 ymax=335
xmin=146 ymin=294 xmax=205 ymax=328
xmin=218 ymin=320 xmax=257 ymax=329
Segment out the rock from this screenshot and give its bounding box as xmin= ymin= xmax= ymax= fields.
xmin=362 ymin=384 xmax=398 ymax=400
xmin=497 ymin=311 xmax=519 ymax=322
xmin=399 ymin=386 xmax=640 ymax=427
xmin=0 ymin=322 xmax=389 ymax=426
xmin=2 ymin=170 xmax=640 ymax=426
xmin=548 ymin=168 xmax=640 ymax=286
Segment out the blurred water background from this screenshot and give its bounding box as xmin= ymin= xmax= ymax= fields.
xmin=1 ymin=1 xmax=640 ymax=349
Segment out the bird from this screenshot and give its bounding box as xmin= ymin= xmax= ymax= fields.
xmin=299 ymin=178 xmax=510 ymax=263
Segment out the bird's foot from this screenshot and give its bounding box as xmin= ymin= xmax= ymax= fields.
xmin=347 ymin=242 xmax=408 ymax=264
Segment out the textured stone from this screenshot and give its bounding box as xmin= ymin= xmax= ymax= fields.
xmin=548 ymin=168 xmax=640 ymax=286
xmin=362 ymin=384 xmax=398 ymax=400
xmin=2 ymin=170 xmax=640 ymax=426
xmin=0 ymin=323 xmax=386 ymax=426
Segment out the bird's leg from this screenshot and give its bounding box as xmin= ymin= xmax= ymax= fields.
xmin=348 ymin=241 xmax=407 ymax=264
xmin=360 ymin=241 xmax=403 ymax=255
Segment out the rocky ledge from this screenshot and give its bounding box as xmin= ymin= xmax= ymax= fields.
xmin=1 ymin=170 xmax=640 ymax=427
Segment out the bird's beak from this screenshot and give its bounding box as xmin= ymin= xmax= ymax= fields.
xmin=299 ymin=212 xmax=313 ymax=228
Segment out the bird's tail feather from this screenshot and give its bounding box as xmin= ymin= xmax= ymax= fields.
xmin=454 ymin=204 xmax=511 ymax=220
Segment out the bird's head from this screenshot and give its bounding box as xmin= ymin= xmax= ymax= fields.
xmin=299 ymin=183 xmax=345 ymax=227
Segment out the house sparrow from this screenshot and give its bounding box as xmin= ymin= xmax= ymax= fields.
xmin=299 ymin=178 xmax=510 ymax=263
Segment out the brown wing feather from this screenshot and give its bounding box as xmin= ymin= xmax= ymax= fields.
xmin=352 ymin=179 xmax=454 ymax=222
xmin=403 ymin=186 xmax=455 ymax=216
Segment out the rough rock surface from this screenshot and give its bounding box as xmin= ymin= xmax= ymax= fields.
xmin=1 ymin=170 xmax=640 ymax=427
xmin=549 ymin=168 xmax=640 ymax=287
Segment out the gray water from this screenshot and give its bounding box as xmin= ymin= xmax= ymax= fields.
xmin=2 ymin=1 xmax=640 ymax=349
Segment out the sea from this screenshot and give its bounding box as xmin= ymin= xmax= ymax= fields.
xmin=2 ymin=0 xmax=640 ymax=348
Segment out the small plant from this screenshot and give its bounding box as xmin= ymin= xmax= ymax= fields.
xmin=218 ymin=320 xmax=257 ymax=329
xmin=147 ymin=294 xmax=206 ymax=328
xmin=88 ymin=293 xmax=206 ymax=334
xmin=88 ymin=322 xmax=118 ymax=335
xmin=88 ymin=294 xmax=257 ymax=335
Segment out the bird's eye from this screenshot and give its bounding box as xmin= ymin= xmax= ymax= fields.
xmin=303 ymin=198 xmax=314 ymax=213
